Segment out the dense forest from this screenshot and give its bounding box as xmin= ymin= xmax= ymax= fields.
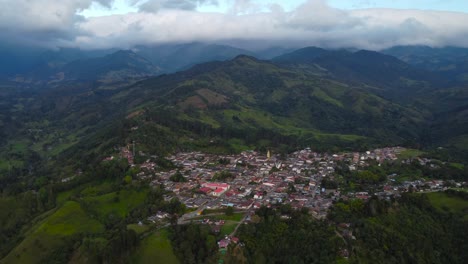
xmin=329 ymin=192 xmax=467 ymax=264
xmin=165 ymin=191 xmax=467 ymax=264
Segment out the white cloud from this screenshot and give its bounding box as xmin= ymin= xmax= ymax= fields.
xmin=138 ymin=0 xmax=218 ymax=13
xmin=1 ymin=0 xmax=468 ymax=50
xmin=0 ymin=0 xmax=114 ymax=46
xmin=0 ymin=0 xmax=112 ymax=31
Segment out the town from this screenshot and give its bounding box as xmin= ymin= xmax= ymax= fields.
xmin=109 ymin=146 xmax=465 ymax=221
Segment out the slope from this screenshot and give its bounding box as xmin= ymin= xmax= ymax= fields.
xmin=95 ymin=55 xmax=428 ymax=155
xmin=15 ymin=50 xmax=160 ymax=84
xmin=383 ymin=45 xmax=468 ymax=86
xmin=135 ymin=42 xmax=254 ymax=73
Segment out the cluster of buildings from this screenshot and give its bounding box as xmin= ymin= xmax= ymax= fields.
xmin=113 ymin=145 xmax=466 ymax=256
xmin=131 ymin=146 xmax=448 ymax=219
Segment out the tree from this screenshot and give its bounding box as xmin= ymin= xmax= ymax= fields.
xmin=211 ymin=170 xmax=234 ymax=181
xmin=170 ymin=171 xmax=187 ymax=182
xmin=225 ymin=206 xmax=234 ymax=216
xmin=287 ymin=183 xmax=296 ymax=194
xmin=123 ymin=175 xmax=132 ymax=184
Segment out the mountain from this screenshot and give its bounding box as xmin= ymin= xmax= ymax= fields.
xmin=1 ymin=42 xmax=254 ymax=81
xmin=0 ymin=54 xmax=433 ymax=178
xmin=383 ymin=45 xmax=468 ymax=84
xmin=382 ymin=45 xmax=468 ymax=71
xmin=252 ymin=46 xmax=296 ymax=59
xmin=60 ymin=50 xmax=159 ymax=81
xmin=91 ymin=54 xmax=428 ymax=156
xmin=4 ymin=47 xmax=468 ymax=166
xmin=380 ymin=46 xmax=468 ymax=152
xmin=273 ymin=47 xmax=443 ymax=100
xmin=0 ymin=43 xmax=46 ymax=77
xmin=7 ymin=51 xmax=466 ymax=171
xmin=272 ymin=46 xmax=329 ymax=63
xmin=135 ymin=42 xmax=254 ymax=73
xmin=32 ymin=48 xmax=117 ymax=72
xmin=16 ymin=50 xmax=160 ymax=84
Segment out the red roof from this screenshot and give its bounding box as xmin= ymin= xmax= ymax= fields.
xmin=199 ymin=187 xmax=212 ymax=193
xmin=214 ymin=188 xmax=225 ymax=193
xmin=202 ymin=182 xmax=230 ymax=189
xmin=218 ymin=239 xmax=230 ymax=248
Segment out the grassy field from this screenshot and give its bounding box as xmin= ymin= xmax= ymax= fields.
xmin=211 ymin=213 xmax=245 ymax=222
xmin=398 ymin=149 xmax=425 ymax=159
xmin=128 ymin=224 xmax=150 ymax=235
xmin=2 ymin=201 xmax=104 ymax=264
xmin=131 ymin=229 xmax=179 ymax=264
xmin=196 ymin=212 xmax=245 ymax=222
xmin=0 ymin=159 xmax=24 ymax=170
xmin=220 ymin=221 xmax=238 ymax=236
xmin=450 ymin=163 xmax=465 ymax=170
xmin=56 ymin=189 xmax=77 ymax=205
xmin=426 ymin=192 xmax=468 ymax=217
xmin=83 ymin=189 xmax=149 ymax=219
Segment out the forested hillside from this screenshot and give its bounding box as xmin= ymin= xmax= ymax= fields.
xmin=0 ymin=46 xmax=467 ymax=263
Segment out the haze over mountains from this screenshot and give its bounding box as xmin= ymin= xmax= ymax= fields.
xmin=0 ymin=42 xmax=289 ymax=79
xmin=4 ymin=42 xmax=468 ymax=84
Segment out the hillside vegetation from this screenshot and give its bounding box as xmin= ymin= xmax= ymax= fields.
xmin=1 ymin=47 xmax=468 ymax=263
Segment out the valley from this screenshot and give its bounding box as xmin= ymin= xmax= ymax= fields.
xmin=0 ymin=44 xmax=467 ymax=263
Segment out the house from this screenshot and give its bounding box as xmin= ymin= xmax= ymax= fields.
xmin=218 ymin=239 xmax=230 ymax=248
xmin=254 ymin=192 xmax=263 ymax=199
xmin=253 ymin=202 xmax=262 ymax=209
xmin=199 ymin=187 xmax=212 ymax=195
xmin=212 ymin=188 xmax=227 ymax=197
xmin=200 ymin=182 xmax=230 ymax=197
xmin=212 ymin=225 xmax=221 ymax=233
xmin=238 ymin=200 xmax=254 ymax=209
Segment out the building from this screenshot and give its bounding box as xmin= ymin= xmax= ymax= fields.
xmin=201 ymin=182 xmax=230 ymax=197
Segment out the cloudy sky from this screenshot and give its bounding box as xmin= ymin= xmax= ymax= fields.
xmin=1 ymin=0 xmax=467 ymax=50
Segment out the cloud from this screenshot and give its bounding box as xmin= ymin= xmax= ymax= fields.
xmin=0 ymin=0 xmax=112 ymax=30
xmin=228 ymin=0 xmax=261 ymax=14
xmin=0 ymin=0 xmax=114 ymax=47
xmin=138 ymin=0 xmax=218 ymax=13
xmin=2 ymin=0 xmax=468 ymax=50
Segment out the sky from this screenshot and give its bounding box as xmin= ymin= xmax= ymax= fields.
xmin=1 ymin=0 xmax=468 ymax=50
xmin=79 ymin=0 xmax=468 ymax=16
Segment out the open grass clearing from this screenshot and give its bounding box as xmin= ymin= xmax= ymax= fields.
xmin=131 ymin=229 xmax=179 ymax=264
xmin=128 ymin=224 xmax=150 ymax=235
xmin=220 ymin=221 xmax=238 ymax=236
xmin=398 ymin=149 xmax=425 ymax=159
xmin=83 ymin=189 xmax=149 ymax=219
xmin=426 ymin=192 xmax=468 ymax=217
xmin=2 ymin=201 xmax=104 ymax=264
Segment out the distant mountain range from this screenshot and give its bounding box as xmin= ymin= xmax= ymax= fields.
xmin=0 ymin=43 xmax=297 ymax=82
xmin=4 ymin=43 xmax=468 ymax=87
xmin=14 ymin=50 xmax=158 ymax=84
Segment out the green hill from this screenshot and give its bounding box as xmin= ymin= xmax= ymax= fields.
xmin=2 ymin=201 xmax=104 ymax=264
xmin=91 ymin=55 xmax=427 ymax=155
